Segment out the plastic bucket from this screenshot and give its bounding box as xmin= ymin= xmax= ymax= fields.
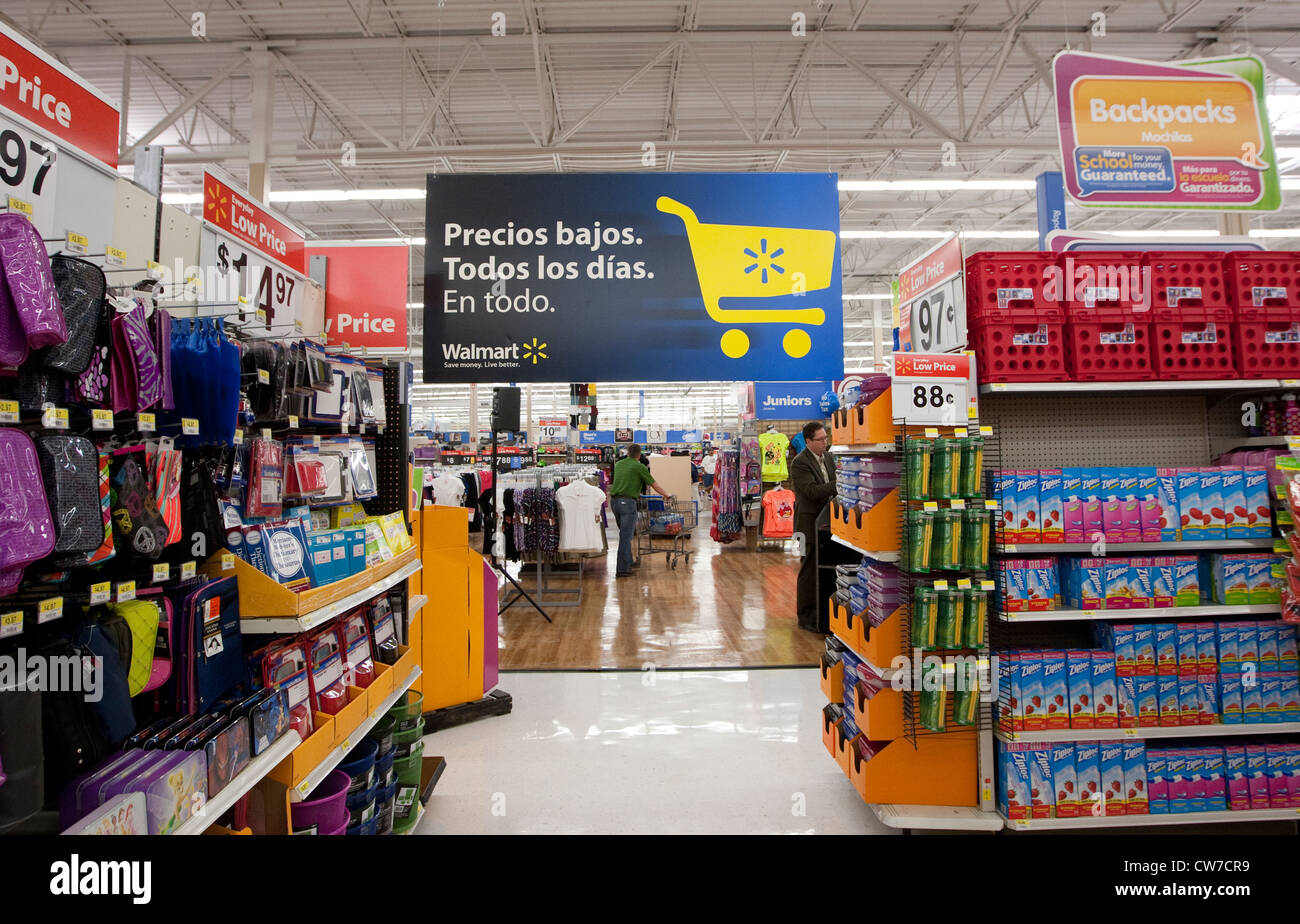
xmin=290 ymin=769 xmax=351 ymax=834
xmin=375 ymin=780 xmax=397 ymax=836
xmin=394 ymin=738 xmax=424 ymax=785
xmin=388 ymin=689 xmax=424 ymax=733
xmin=338 ymin=738 xmax=378 ymax=794
xmin=320 ymin=816 xmax=349 ymax=836
xmin=346 ymin=815 xmax=379 ymax=836
xmin=392 ymin=717 xmax=425 ymax=760
xmin=366 ymin=714 xmax=396 ymax=757
xmin=375 ymin=748 xmax=396 ymax=788
xmin=346 ymin=783 xmax=377 ymax=827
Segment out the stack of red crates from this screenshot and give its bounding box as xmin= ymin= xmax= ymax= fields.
xmin=1144 ymin=252 xmax=1236 ymax=380
xmin=964 ymin=252 xmax=1067 ymax=383
xmin=1060 ymin=251 xmax=1156 ymax=381
xmin=1224 ymin=253 xmax=1300 ymax=377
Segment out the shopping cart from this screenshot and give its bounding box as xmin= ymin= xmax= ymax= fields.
xmin=636 ymin=495 xmax=697 ymax=570
xmin=656 ymin=195 xmax=837 ymax=360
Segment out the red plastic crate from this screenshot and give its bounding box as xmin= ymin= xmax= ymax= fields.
xmin=1234 ymin=318 xmax=1300 ymax=377
xmin=968 ymin=319 xmax=1068 ymax=383
xmin=1151 ymin=320 xmax=1237 ymax=380
xmin=964 ymin=252 xmax=1064 ymax=323
xmin=1144 ymin=251 xmax=1232 ymax=320
xmin=1067 ymin=319 xmax=1156 ymax=381
xmin=1060 ymin=251 xmax=1151 ymax=316
xmin=1224 ymin=251 xmax=1300 ymax=320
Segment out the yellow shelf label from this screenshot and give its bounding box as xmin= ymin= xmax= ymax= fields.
xmin=233 ymin=429 xmax=244 ymax=446
xmin=221 ymin=553 xmax=235 ymax=571
xmin=106 ymin=246 xmax=127 ymax=266
xmin=923 ymin=501 xmax=939 ymax=511
xmin=1286 ymin=436 xmax=1300 ymax=452
xmin=181 ymin=561 xmax=197 ymax=581
xmin=312 ymin=435 xmax=321 ymax=448
xmin=0 ymin=611 xmax=21 ymax=638
xmin=990 ymin=383 xmax=1008 ymax=391
xmin=258 ymin=368 xmax=270 ymax=385
xmin=984 ymin=499 xmax=998 ymax=510
xmin=956 ymin=578 xmax=972 ymax=589
xmin=924 ymin=428 xmax=940 ymax=438
xmin=116 ymin=581 xmax=136 ymax=603
xmin=138 ymin=412 xmax=156 ymax=432
xmin=152 ymin=563 xmax=170 ymax=583
xmin=182 ymin=418 xmax=199 ymax=435
xmin=256 ymin=308 xmax=267 ymax=323
xmin=979 ymin=425 xmax=993 ymax=436
xmin=260 ymin=428 xmax=272 ymax=441
xmin=955 ymin=427 xmax=969 ymax=438
xmin=89 ymin=582 xmax=111 ymax=605
xmin=38 ymin=597 xmax=63 ymax=623
xmin=0 ymin=399 xmax=17 ymax=423
xmin=67 ymin=231 xmax=89 ymax=253
xmin=147 ymin=259 xmax=162 ymax=276
xmin=42 ymin=407 xmax=69 ymax=429
xmin=288 ymin=415 xmax=299 ymax=429
xmin=980 ymin=580 xmax=995 ymax=591
xmin=950 ymin=499 xmax=966 ymax=509
xmin=933 ymin=580 xmax=950 ymax=591
xmin=91 ymin=408 xmax=114 ymax=430
xmin=7 ymin=196 xmax=32 ymax=216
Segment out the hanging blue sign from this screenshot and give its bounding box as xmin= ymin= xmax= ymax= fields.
xmin=579 ymin=430 xmax=616 ymax=444
xmin=423 ymin=173 xmax=843 ymax=383
xmin=753 ymin=381 xmax=833 ymax=419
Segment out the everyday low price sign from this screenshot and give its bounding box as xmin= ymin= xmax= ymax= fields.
xmin=891 ymin=352 xmax=972 ymax=426
xmin=897 ymin=235 xmax=965 ymax=354
xmin=1055 ymin=51 xmax=1281 ymax=210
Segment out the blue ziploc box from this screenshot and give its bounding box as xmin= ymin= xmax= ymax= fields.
xmin=1281 ymin=675 xmax=1300 ymax=721
xmin=1178 ymin=676 xmax=1200 ymax=726
xmin=994 ymin=470 xmax=1017 ymax=544
xmin=1279 ymin=625 xmax=1299 ymax=671
xmin=1038 ymin=469 xmax=1064 ymax=543
xmin=1217 ymin=622 xmax=1241 ymax=668
xmin=1157 ymin=468 xmax=1180 ymax=541
xmin=1154 ymin=623 xmax=1178 ymax=673
xmin=1068 ymin=558 xmax=1105 ymax=610
xmin=1157 ymin=675 xmax=1181 ymax=727
xmin=1198 ymin=675 xmax=1219 ymax=725
xmin=1237 ymin=621 xmax=1260 ymax=667
xmin=1199 ymin=468 xmax=1225 ymax=541
xmin=1015 ymin=470 xmax=1041 ymax=544
xmin=1133 ymin=624 xmax=1156 ymax=674
xmin=1176 ymin=624 xmax=1198 ymax=675
xmin=1219 ymin=672 xmax=1244 ymax=723
xmin=1105 ymin=559 xmax=1133 ymax=609
xmin=1150 ymin=556 xmax=1175 ymax=608
xmin=1261 ymin=672 xmax=1284 ymax=723
xmin=1172 ymin=555 xmax=1200 ymax=606
xmin=1176 ymin=468 xmax=1204 ymax=540
xmin=1034 ymin=559 xmax=1061 ymax=609
xmin=1195 ymin=622 xmax=1218 ymax=674
xmin=1221 ymin=468 xmax=1249 ymax=539
xmin=1258 ymin=623 xmax=1280 ymax=671
xmin=1243 ymin=468 xmax=1271 ymax=538
xmin=1243 ymin=672 xmax=1264 ymax=723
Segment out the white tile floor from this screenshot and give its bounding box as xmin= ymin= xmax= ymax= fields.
xmin=414 ymin=668 xmax=894 ymax=835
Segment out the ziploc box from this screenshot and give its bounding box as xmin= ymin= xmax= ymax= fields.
xmin=1101 ymin=468 xmax=1125 ymax=544
xmin=1099 ymin=741 xmax=1127 ymax=815
xmin=1178 ymin=676 xmax=1200 ymax=726
xmin=1177 ymin=468 xmax=1204 ymax=540
xmin=1186 ymin=751 xmax=1208 ymax=812
xmin=1237 ymin=621 xmax=1260 ymax=667
xmin=1001 ymin=560 xmax=1029 ymax=612
xmin=1050 ymin=744 xmax=1079 ymax=818
xmin=1139 ymin=468 xmax=1162 ymax=542
xmin=1282 ymin=674 xmax=1300 ymax=722
xmin=1217 ymin=622 xmax=1241 ymax=669
xmin=1154 ymin=624 xmax=1178 ymax=674
xmin=1176 ymin=625 xmax=1198 ymax=676
xmin=1120 ymin=468 xmax=1143 ymax=543
xmin=1195 ymin=622 xmax=1218 ymax=674
xmin=1266 ymin=745 xmax=1292 ymax=808
xmin=1133 ymin=624 xmax=1156 ymax=674
xmin=1172 ymin=555 xmax=1200 ymax=606
xmin=1129 ymin=558 xmax=1153 ymax=609
xmin=1259 ymin=623 xmax=1280 ymax=671
xmin=1157 ymin=468 xmax=1180 ymax=541
xmin=1020 ymin=652 xmax=1045 ymax=731
xmin=1261 ymin=672 xmax=1283 ymax=723
xmin=1199 ymin=468 xmax=1226 ymax=541
xmin=1000 ymin=652 xmax=1022 ymax=733
xmin=1242 ymin=670 xmax=1264 ymax=723
xmin=1074 ymin=742 xmax=1102 ymax=809
xmin=1243 ymin=468 xmax=1271 ymax=538
xmin=1118 ymin=675 xmax=1139 ymax=728
xmin=1203 ymin=748 xmax=1228 ymax=811
xmin=1279 ymin=625 xmax=1299 ymax=671
xmin=1038 ymin=469 xmax=1064 ymax=543
xmin=1015 ymin=470 xmax=1040 ymax=543
xmin=1029 ymin=749 xmax=1055 ymax=818
xmin=994 ymin=470 xmax=1017 ymax=544
xmin=1136 ymin=676 xmax=1160 ymax=727
xmin=1091 ymin=652 xmax=1119 ymax=728
xmin=999 ymin=743 xmax=1031 ymax=820
xmin=1221 ymin=468 xmax=1249 ymax=538
xmin=1105 ymin=560 xmax=1132 ymax=609
xmin=1031 ymin=559 xmax=1060 ymax=610
xmin=1040 ymin=651 xmax=1070 ymax=729
xmin=1198 ymin=675 xmax=1220 ymax=725
xmin=1219 ymin=673 xmax=1244 ymax=724
xmin=1166 ymin=751 xmax=1189 ymax=813
xmin=1247 ymin=555 xmax=1281 ymax=605
xmin=1067 ymin=651 xmax=1095 ymax=728
xmin=1146 ymin=749 xmax=1169 ymax=814
xmin=1157 ymin=675 xmax=1181 ymax=727
xmin=1212 ymin=554 xmax=1250 ymax=605
xmin=1124 ymin=742 xmax=1149 ymax=815
xmin=1245 ymin=745 xmax=1270 ymax=809
xmin=1063 ymin=468 xmax=1085 ymax=543
xmin=1081 ymin=469 xmax=1104 ymax=544
xmin=1288 ymin=746 xmax=1300 ymax=807
xmin=1224 ymin=746 xmax=1250 ymax=810
xmin=1112 ymin=623 xmax=1137 ymax=675
xmin=1066 ymin=558 xmax=1105 ymax=610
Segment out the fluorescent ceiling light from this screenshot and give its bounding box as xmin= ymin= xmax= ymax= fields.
xmin=843 ymin=341 xmax=877 ymax=347
xmin=312 ymin=237 xmax=425 ymax=246
xmin=838 ymin=179 xmax=1036 ymax=191
xmin=1281 ymin=178 xmax=1300 ymax=189
xmin=407 ymin=302 xmax=424 ymax=309
xmin=960 ymin=230 xmax=1038 ymax=239
xmin=161 ymin=192 xmax=203 ymax=205
xmin=842 ymin=293 xmax=893 ymax=300
xmin=1108 ymin=229 xmax=1218 ymax=237
xmin=1250 ymin=229 xmax=1300 ymax=237
xmin=162 ymin=188 xmax=425 ymax=205
xmin=842 ymin=230 xmax=949 ymax=240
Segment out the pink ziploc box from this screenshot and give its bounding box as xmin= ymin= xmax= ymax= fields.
xmin=1154 ymin=624 xmax=1178 ymax=673
xmin=1038 ymin=469 xmax=1064 ymax=543
xmin=1040 ymin=650 xmax=1070 ymax=729
xmin=1136 ymin=676 xmax=1160 ymax=727
xmin=1063 ymin=468 xmax=1085 ymax=543
xmin=1157 ymin=468 xmax=1181 ymax=541
xmin=1074 ymin=742 xmax=1102 ymax=810
xmin=1139 ymin=468 xmax=1162 ymax=542
xmin=1124 ymin=742 xmax=1149 ymax=814
xmin=1243 ymin=468 xmax=1271 ymax=538
xmin=1288 ymin=746 xmax=1300 ymax=807
xmin=1150 ymin=556 xmax=1175 ymax=608
xmin=1186 ymin=751 xmax=1207 ymax=812
xmin=1176 ymin=625 xmax=1199 ymax=675
xmin=1118 ymin=674 xmax=1139 ymax=728
xmin=1030 ymin=749 xmax=1055 ymax=818
xmin=1113 ymin=624 xmax=1137 ymax=675
xmin=1121 ymin=468 xmax=1143 ymax=543
xmin=1101 ymin=468 xmax=1125 ymax=544
xmin=1166 ymin=751 xmax=1190 ymax=813
xmin=1020 ymin=652 xmax=1045 ymax=731
xmin=1266 ymin=745 xmax=1291 ymax=807
xmin=1146 ymin=749 xmax=1169 ymax=814
xmin=1178 ymin=676 xmax=1200 ymax=726
xmin=1199 ymin=468 xmax=1226 ymax=541
xmin=1015 ymin=470 xmax=1041 ymax=543
xmin=1082 ymin=469 xmax=1104 ymax=542
xmin=1198 ymin=675 xmax=1219 ymax=725
xmin=1104 ymin=560 xmax=1132 ymax=610
xmin=1177 ymin=468 xmax=1204 ymax=540
xmin=1157 ymin=675 xmax=1182 ymax=727
xmin=1129 ymin=558 xmax=1153 ymax=609
xmin=1196 ymin=622 xmax=1219 ymax=674
xmin=1067 ymin=651 xmax=1095 ymax=728
xmin=1133 ymin=624 xmax=1156 ymax=674
xmin=1050 ymin=744 xmax=1079 ymax=818
xmin=1091 ymin=652 xmax=1119 ymax=728
xmin=1099 ymin=741 xmax=1127 ymax=815
xmin=1221 ymin=468 xmax=1249 ymax=539
xmin=1246 ymin=745 xmax=1270 ymax=808
xmin=1224 ymin=745 xmax=1250 ymax=810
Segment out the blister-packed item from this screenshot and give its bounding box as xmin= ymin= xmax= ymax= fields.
xmin=348 ymin=439 xmax=377 ymax=500
xmin=262 ymin=641 xmax=314 ymax=740
xmin=245 ymin=437 xmax=284 ymax=519
xmin=351 ymin=369 xmax=375 ymax=421
xmin=307 ymin=627 xmax=348 ymax=716
xmin=285 ymin=443 xmax=328 ymax=498
xmin=368 ymin=596 xmax=399 ymax=665
xmin=341 ymin=610 xmax=376 ymax=688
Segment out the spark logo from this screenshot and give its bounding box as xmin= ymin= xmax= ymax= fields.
xmin=204 ymin=178 xmax=229 ymax=224
xmin=522 ymin=338 xmax=548 ymax=364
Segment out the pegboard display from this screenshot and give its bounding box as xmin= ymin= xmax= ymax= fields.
xmin=979 ymin=393 xmax=1212 ymax=468
xmin=365 ymin=364 xmax=410 ymax=525
xmin=1206 ymin=389 xmax=1294 ymax=458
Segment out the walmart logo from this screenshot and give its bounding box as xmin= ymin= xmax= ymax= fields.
xmin=522 ymin=337 xmax=548 ymax=364
xmin=742 ymin=238 xmax=785 ymax=284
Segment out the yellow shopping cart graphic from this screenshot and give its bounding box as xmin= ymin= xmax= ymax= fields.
xmin=656 ymin=195 xmax=837 ymax=359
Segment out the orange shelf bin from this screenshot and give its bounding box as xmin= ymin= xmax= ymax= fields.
xmin=822 ymin=705 xmax=851 ymax=776
xmin=830 ymin=407 xmax=855 ymax=445
xmin=830 ymin=492 xmax=900 ymax=554
xmin=860 ymin=606 xmax=905 ymax=668
xmin=851 ymin=387 xmax=895 ymax=445
xmin=819 ymin=651 xmax=844 ymax=703
xmin=848 ymin=731 xmax=978 ymax=807
xmin=851 ymin=681 xmax=904 ymax=741
xmin=829 ymin=601 xmax=863 ymax=655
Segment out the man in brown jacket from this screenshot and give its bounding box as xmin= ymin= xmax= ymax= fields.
xmin=790 ymin=421 xmax=837 ymax=631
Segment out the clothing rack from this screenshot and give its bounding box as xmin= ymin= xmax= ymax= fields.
xmin=496 ymin=464 xmax=601 ymax=610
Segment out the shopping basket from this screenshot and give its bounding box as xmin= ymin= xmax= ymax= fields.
xmin=657 ymin=196 xmax=837 ymax=359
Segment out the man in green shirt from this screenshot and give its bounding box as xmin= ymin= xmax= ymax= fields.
xmin=609 ymin=444 xmax=671 ymax=577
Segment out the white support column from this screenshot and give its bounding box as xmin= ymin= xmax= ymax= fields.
xmin=248 ymin=49 xmax=274 ymax=202
xmin=526 ymin=384 xmax=535 ymax=443
xmin=119 ymin=53 xmax=131 ymax=156
xmin=1218 ymin=213 xmax=1249 ymax=237
xmin=468 ymin=383 xmax=479 ymax=440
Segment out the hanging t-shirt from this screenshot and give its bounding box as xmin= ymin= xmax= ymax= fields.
xmin=762 ymin=488 xmax=796 ymax=538
xmin=431 ymin=472 xmax=467 ymax=507
xmin=701 ymin=454 xmax=718 ymax=475
xmin=758 ymin=431 xmax=790 ymax=480
xmin=555 ymin=480 xmax=606 ymax=552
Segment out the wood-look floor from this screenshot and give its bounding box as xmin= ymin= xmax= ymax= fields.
xmin=496 ymin=510 xmax=826 ymax=670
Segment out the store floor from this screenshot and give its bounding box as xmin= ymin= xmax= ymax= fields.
xmin=414 ymin=668 xmax=891 ymax=835
xmin=497 ymin=502 xmax=824 ymax=669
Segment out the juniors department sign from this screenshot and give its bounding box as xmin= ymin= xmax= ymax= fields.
xmin=1054 ymin=51 xmax=1281 ymax=210
xmin=422 ymin=173 xmax=843 ymax=383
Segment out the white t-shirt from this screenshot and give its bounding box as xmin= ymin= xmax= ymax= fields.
xmin=556 ymin=480 xmax=606 ymax=552
xmin=701 ymin=454 xmax=718 ymax=475
xmin=431 ymin=472 xmax=468 ymax=507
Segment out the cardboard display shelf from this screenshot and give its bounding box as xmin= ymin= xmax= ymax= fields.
xmin=171 ymin=731 xmax=303 ymax=835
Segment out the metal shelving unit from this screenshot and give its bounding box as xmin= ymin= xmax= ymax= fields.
xmin=997 ymin=539 xmax=1274 ymax=554
xmin=238 ymin=558 xmax=423 ymax=634
xmin=829 ymin=533 xmax=900 ymax=562
xmin=1005 ymin=806 xmax=1300 ymax=830
xmin=981 ymin=379 xmax=1289 ymax=396
xmin=996 ymin=721 xmax=1300 ymax=744
xmin=999 ymin=603 xmax=1282 ymax=623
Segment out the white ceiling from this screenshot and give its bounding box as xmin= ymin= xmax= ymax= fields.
xmin=15 ymin=0 xmax=1300 ymax=429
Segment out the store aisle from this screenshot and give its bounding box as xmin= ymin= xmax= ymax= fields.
xmin=498 ymin=505 xmax=824 ymax=669
xmin=415 ymin=669 xmax=892 ymax=835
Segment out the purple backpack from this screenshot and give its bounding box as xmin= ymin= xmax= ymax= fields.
xmin=0 ymin=429 xmax=56 ymax=595
xmin=0 ymin=213 xmax=66 ymax=353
